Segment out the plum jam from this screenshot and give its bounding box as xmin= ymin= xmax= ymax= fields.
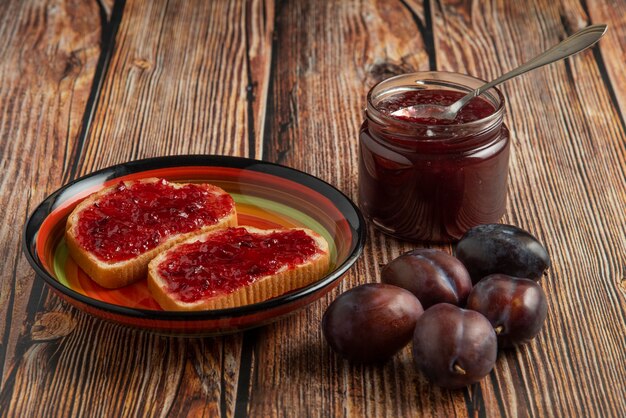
xmin=76 ymin=179 xmax=234 ymax=262
xmin=378 ymin=90 xmax=495 ymax=125
xmin=359 ymin=72 xmax=510 ymax=242
xmin=157 ymin=228 xmax=321 ymax=303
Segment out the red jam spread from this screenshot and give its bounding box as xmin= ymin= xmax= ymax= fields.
xmin=359 ymin=86 xmax=510 ymax=242
xmin=379 ymin=89 xmax=495 ymax=125
xmin=157 ymin=228 xmax=320 ymax=303
xmin=75 ymin=179 xmax=234 ymax=262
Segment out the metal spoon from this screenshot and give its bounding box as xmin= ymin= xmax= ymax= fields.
xmin=392 ymin=24 xmax=608 ymax=121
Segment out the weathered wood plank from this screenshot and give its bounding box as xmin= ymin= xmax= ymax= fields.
xmin=0 ymin=0 xmax=274 ymax=417
xmin=585 ymin=0 xmax=626 ymax=120
xmin=431 ymin=0 xmax=626 ymax=416
xmin=247 ymin=0 xmax=275 ymax=159
xmin=0 ymin=0 xmax=102 ymax=393
xmin=78 ymin=0 xmax=272 ymax=174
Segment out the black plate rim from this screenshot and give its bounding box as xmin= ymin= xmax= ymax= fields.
xmin=22 ymin=155 xmax=366 ymax=321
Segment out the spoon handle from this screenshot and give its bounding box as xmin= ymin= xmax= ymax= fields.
xmin=465 ymin=24 xmax=608 ymax=104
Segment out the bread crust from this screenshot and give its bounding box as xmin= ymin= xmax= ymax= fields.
xmin=147 ymin=226 xmax=331 ymax=311
xmin=65 ymin=178 xmax=237 ymax=289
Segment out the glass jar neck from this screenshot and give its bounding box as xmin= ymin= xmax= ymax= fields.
xmin=365 ymin=72 xmax=506 ymax=153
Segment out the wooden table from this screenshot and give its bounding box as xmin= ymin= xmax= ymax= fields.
xmin=1 ymin=0 xmax=625 ymax=416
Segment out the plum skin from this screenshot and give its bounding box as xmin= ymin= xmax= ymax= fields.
xmin=455 ymin=223 xmax=551 ymax=283
xmin=466 ymin=274 xmax=548 ymax=348
xmin=412 ymin=303 xmax=497 ymax=389
xmin=322 ymin=283 xmax=424 ymax=363
xmin=381 ymin=249 xmax=472 ymax=309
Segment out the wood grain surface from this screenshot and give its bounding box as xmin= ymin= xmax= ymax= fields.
xmin=0 ymin=0 xmax=625 ymax=417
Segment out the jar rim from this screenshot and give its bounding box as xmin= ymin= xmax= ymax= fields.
xmin=366 ymin=71 xmax=506 ymax=132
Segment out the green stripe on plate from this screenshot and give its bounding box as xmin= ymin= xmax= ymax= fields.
xmin=54 ymin=238 xmax=71 ymax=287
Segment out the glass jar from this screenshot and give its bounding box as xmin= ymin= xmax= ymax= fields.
xmin=358 ymin=71 xmax=510 ymax=242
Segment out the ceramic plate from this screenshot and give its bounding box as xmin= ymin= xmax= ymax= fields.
xmin=23 ymin=155 xmax=365 ymax=335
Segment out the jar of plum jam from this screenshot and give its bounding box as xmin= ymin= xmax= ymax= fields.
xmin=358 ymin=72 xmax=510 ymax=242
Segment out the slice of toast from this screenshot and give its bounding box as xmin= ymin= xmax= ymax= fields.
xmin=65 ymin=178 xmax=237 ymax=288
xmin=147 ymin=226 xmax=331 ymax=311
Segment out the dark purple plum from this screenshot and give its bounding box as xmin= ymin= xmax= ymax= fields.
xmin=381 ymin=249 xmax=472 ymax=308
xmin=322 ymin=283 xmax=424 ymax=363
xmin=455 ymin=224 xmax=550 ymax=283
xmin=466 ymin=274 xmax=548 ymax=348
xmin=412 ymin=303 xmax=497 ymax=389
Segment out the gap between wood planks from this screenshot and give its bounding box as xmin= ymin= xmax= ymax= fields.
xmin=64 ymin=0 xmax=127 ymax=184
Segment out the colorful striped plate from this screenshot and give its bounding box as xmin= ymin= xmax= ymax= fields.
xmin=23 ymin=155 xmax=365 ymax=335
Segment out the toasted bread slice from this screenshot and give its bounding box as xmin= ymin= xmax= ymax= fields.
xmin=65 ymin=178 xmax=237 ymax=289
xmin=147 ymin=226 xmax=331 ymax=311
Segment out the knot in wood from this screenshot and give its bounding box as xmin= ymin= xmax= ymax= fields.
xmin=132 ymin=58 xmax=153 ymax=70
xmin=31 ymin=311 xmax=76 ymax=342
xmin=367 ymin=60 xmax=416 ymax=84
